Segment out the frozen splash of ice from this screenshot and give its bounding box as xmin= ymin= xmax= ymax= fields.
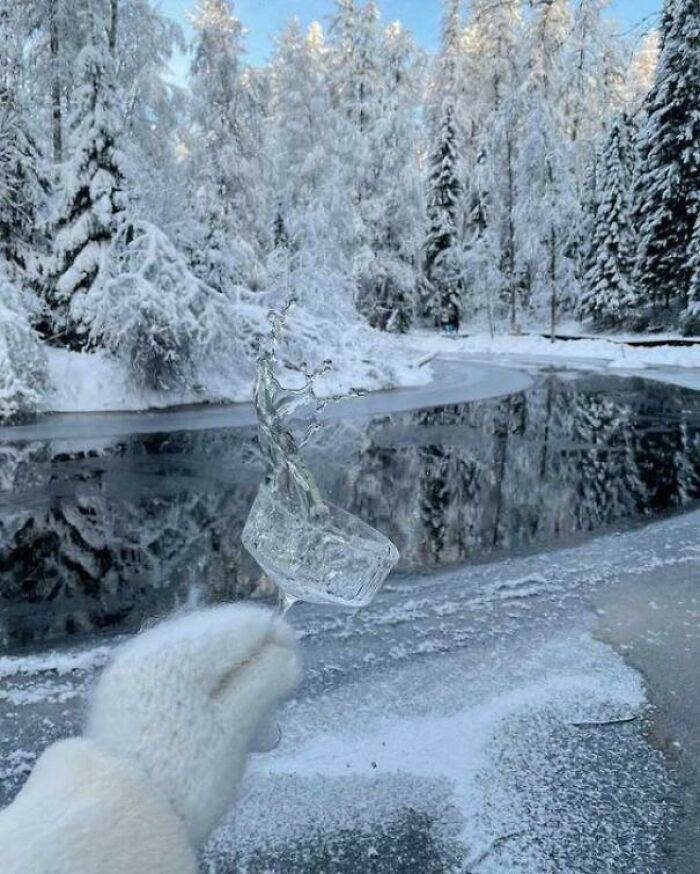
xmin=244 ymin=300 xmax=399 ymax=608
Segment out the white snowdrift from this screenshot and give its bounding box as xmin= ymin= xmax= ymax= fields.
xmin=405 ymin=330 xmax=700 ymax=372
xmin=28 ymin=328 xmax=700 ymax=417
xmin=43 ymin=333 xmax=432 ymax=415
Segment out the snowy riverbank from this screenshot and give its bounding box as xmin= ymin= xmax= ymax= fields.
xmin=33 ymin=331 xmax=700 ymax=418
xmin=406 ymin=330 xmax=700 ymax=373
xmin=41 ymin=333 xmax=435 ymax=415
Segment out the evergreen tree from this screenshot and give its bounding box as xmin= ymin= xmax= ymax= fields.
xmin=111 ymin=0 xmax=186 ymax=230
xmin=684 ymin=217 xmax=700 ymax=334
xmin=0 ymin=74 xmax=46 ymax=286
xmin=428 ymin=0 xmax=466 ymax=134
xmin=268 ymin=20 xmax=355 ymax=272
xmin=424 ymin=103 xmax=462 ymax=331
xmin=462 ymin=0 xmax=523 ymax=330
xmin=188 ymin=0 xmax=266 ymax=284
xmin=580 ymin=114 xmax=636 ymax=327
xmin=515 ymin=94 xmax=579 ymax=337
xmin=356 ymin=21 xmax=424 ymax=332
xmin=632 ymin=0 xmax=700 ymax=314
xmin=45 ymin=15 xmax=128 ymax=349
xmin=0 ymin=268 xmax=48 ymax=422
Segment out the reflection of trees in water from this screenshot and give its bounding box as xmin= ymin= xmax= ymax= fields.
xmin=1 ymin=378 xmax=699 ymax=646
xmin=348 ymin=378 xmax=700 ymax=566
xmin=0 ymin=431 xmax=268 ymax=647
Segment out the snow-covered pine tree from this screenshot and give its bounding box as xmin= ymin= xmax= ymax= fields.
xmin=187 ymin=0 xmax=264 ymax=291
xmin=356 ymin=21 xmax=424 ymax=332
xmin=0 ymin=268 xmax=48 ymax=422
xmin=512 ymin=0 xmax=581 ymax=336
xmin=327 ymin=0 xmax=385 ymax=292
xmin=0 ymin=1 xmax=48 ymax=287
xmin=461 ymin=148 xmax=503 ymax=334
xmin=463 ymin=0 xmax=522 ymax=129
xmin=422 ymin=0 xmax=467 ymax=332
xmin=270 ymin=20 xmax=344 ymax=250
xmin=564 ymin=0 xmax=626 ymax=152
xmin=44 ymin=7 xmax=128 ymax=349
xmin=515 ymin=94 xmax=579 ymax=338
xmin=0 ymin=70 xmax=47 ymax=286
xmin=424 ymin=102 xmax=462 ymax=331
xmin=332 ymin=0 xmax=383 ymax=135
xmin=462 ymin=0 xmax=523 ymax=330
xmin=576 ymin=144 xmax=601 ymax=298
xmin=110 ymin=0 xmax=186 ymax=231
xmin=632 ymin=0 xmax=700 ymax=317
xmin=684 ymin=217 xmax=700 ymax=334
xmin=73 ymin=219 xmax=241 ymax=391
xmin=427 ymin=0 xmax=466 ymax=135
xmin=580 ymin=113 xmax=636 ymax=327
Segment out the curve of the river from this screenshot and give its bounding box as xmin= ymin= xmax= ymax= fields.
xmin=0 ymin=360 xmax=533 ymax=445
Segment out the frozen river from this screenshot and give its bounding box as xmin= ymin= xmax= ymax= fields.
xmin=0 ymin=362 xmax=699 ymax=871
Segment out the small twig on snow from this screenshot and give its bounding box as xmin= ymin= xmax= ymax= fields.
xmin=464 ymin=830 xmax=526 ymax=872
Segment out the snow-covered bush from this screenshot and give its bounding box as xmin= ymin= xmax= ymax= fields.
xmin=73 ymin=221 xmax=234 ymax=392
xmin=264 ymin=247 xmax=426 ymax=397
xmin=0 ymin=272 xmax=48 ymax=422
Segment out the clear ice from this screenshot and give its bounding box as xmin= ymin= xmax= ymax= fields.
xmin=242 ymin=302 xmax=399 ymax=609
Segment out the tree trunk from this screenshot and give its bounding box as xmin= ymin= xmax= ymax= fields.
xmin=109 ymin=0 xmax=119 ymax=55
xmin=49 ymin=1 xmax=62 ymax=164
xmin=550 ymin=229 xmax=557 ymax=343
xmin=505 ymin=135 xmax=517 ymax=331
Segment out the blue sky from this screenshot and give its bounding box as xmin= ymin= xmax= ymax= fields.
xmin=162 ymin=0 xmax=662 ymax=79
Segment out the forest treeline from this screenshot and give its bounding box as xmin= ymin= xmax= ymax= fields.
xmin=0 ymin=0 xmax=699 ymax=420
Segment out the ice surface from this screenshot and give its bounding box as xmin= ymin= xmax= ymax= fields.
xmin=3 ymin=510 xmax=698 ymax=869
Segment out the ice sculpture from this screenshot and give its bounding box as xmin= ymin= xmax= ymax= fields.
xmin=242 ymin=305 xmax=399 ymax=613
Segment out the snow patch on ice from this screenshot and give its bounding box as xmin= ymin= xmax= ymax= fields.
xmin=206 ymin=631 xmax=650 ymax=869
xmin=0 ymin=643 xmax=114 ymax=680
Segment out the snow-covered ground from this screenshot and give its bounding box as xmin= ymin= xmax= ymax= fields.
xmin=37 ymin=330 xmax=700 ymax=418
xmin=2 ymin=509 xmax=698 ymax=871
xmin=405 ymin=330 xmax=700 ymax=375
xmin=0 ymin=359 xmax=532 ymax=444
xmin=42 ymin=332 xmax=436 ymax=415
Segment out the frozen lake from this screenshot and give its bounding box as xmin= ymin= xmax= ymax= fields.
xmin=0 ymin=364 xmax=699 ymax=871
xmin=1 ymin=365 xmax=698 ymax=648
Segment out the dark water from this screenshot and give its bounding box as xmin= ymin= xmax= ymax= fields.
xmin=1 ymin=373 xmax=699 ymax=649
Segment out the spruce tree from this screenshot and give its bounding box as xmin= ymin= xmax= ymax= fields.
xmin=424 ymin=103 xmax=462 ymax=331
xmin=0 ymin=267 xmax=48 ymax=423
xmin=188 ymin=0 xmax=264 ymax=289
xmin=580 ymin=114 xmax=636 ymax=328
xmin=632 ymin=0 xmax=700 ymax=314
xmin=684 ymin=218 xmax=700 ymax=334
xmin=0 ymin=88 xmax=46 ymax=285
xmin=45 ymin=21 xmax=128 ymax=349
xmin=356 ymin=21 xmax=424 ymax=333
xmin=0 ymin=8 xmax=47 ymax=285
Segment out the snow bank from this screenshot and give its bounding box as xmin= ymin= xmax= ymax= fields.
xmin=406 ymin=330 xmax=700 ymax=372
xmin=30 ymin=327 xmax=700 ymax=418
xmin=0 ymin=644 xmax=114 ymax=680
xmin=43 ymin=332 xmax=432 ymax=414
